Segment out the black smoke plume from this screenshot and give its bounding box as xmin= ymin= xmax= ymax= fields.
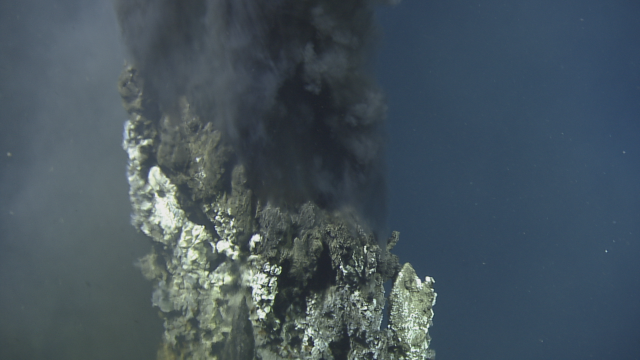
xmin=115 ymin=0 xmax=393 ymax=232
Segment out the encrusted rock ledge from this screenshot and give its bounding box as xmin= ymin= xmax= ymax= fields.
xmin=119 ymin=66 xmax=436 ymax=360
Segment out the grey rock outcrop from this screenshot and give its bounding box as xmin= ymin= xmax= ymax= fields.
xmin=119 ymin=66 xmax=435 ymax=360
xmin=116 ymin=1 xmax=436 ymax=358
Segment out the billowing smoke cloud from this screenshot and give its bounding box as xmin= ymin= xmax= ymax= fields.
xmin=115 ymin=0 xmax=394 ymax=231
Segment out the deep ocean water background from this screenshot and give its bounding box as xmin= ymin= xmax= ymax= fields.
xmin=0 ymin=0 xmax=639 ymax=359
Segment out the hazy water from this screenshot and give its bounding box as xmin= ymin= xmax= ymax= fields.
xmin=0 ymin=1 xmax=161 ymax=359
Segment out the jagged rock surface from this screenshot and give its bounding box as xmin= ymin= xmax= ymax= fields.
xmin=119 ymin=66 xmax=436 ymax=360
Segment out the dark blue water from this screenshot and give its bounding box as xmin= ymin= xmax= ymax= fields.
xmin=378 ymin=1 xmax=640 ymax=359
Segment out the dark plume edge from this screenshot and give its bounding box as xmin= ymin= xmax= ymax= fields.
xmin=114 ymin=0 xmax=391 ymax=237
